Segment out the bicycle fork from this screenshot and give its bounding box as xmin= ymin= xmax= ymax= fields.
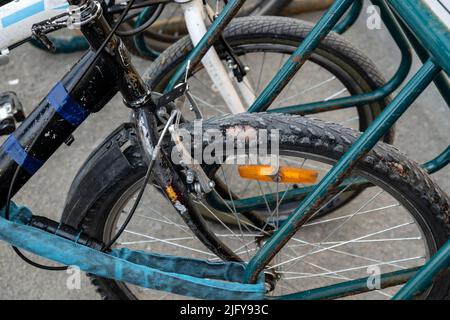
xmin=177 ymin=0 xmax=254 ymax=113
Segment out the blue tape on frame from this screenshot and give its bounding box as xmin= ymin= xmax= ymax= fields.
xmin=3 ymin=135 xmax=43 ymax=175
xmin=47 ymin=83 xmax=88 ymax=126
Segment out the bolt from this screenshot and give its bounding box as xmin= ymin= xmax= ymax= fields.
xmin=186 ymin=171 xmax=195 ymax=184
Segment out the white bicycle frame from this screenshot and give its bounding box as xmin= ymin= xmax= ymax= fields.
xmin=176 ymin=0 xmax=254 ymax=113
xmin=0 ymin=0 xmax=253 ymax=113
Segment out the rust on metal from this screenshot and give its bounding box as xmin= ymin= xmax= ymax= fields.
xmin=292 ymin=55 xmax=303 ymax=63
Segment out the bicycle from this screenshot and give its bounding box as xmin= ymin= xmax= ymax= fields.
xmin=0 ymin=0 xmax=449 ymax=300
xmin=63 ymin=0 xmax=399 ymax=299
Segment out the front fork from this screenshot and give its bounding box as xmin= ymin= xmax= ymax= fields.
xmin=72 ymin=0 xmax=241 ymax=260
xmin=133 ymin=105 xmax=243 ymax=261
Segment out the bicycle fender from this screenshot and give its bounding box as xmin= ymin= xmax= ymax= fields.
xmin=61 ymin=123 xmax=138 ymax=228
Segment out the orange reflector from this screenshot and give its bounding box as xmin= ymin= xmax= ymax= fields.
xmin=238 ymin=165 xmax=318 ymax=184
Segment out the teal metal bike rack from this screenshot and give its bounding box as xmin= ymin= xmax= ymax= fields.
xmin=252 ymin=0 xmax=412 ymax=115
xmin=133 ymin=5 xmax=161 ymax=60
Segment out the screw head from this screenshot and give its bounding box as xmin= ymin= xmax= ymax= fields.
xmin=186 ymin=171 xmax=195 ymax=184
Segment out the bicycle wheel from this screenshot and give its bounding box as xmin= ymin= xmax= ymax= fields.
xmin=146 ymin=16 xmax=393 ymax=220
xmin=62 ymin=114 xmax=449 ymax=300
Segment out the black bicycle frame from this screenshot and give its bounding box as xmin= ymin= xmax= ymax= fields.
xmin=0 ymin=0 xmax=152 ymax=207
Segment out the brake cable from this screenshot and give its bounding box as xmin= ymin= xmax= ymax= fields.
xmin=115 ymin=3 xmax=165 ymax=37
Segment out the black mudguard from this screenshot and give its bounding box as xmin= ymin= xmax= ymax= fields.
xmin=61 ymin=123 xmax=139 ymax=228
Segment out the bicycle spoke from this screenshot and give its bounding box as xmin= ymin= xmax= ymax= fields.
xmin=189 ymin=93 xmax=227 ymax=115
xmin=276 ymin=76 xmax=337 ymax=105
xmin=282 ymin=256 xmax=424 ymax=281
xmin=303 ymin=204 xmax=401 ymax=228
xmin=282 ymin=249 xmax=395 ymax=299
xmin=256 ymin=52 xmax=267 ymax=93
xmin=269 ymin=221 xmax=415 ymax=269
xmin=123 ymin=229 xmax=215 ymax=257
xmin=287 ymin=237 xmax=422 ymax=248
xmin=285 ymin=237 xmax=417 ymax=272
xmin=316 ymin=190 xmax=385 ymax=247
xmin=136 ymin=214 xmax=190 ymax=232
xmin=324 ymin=88 xmax=348 ymax=101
